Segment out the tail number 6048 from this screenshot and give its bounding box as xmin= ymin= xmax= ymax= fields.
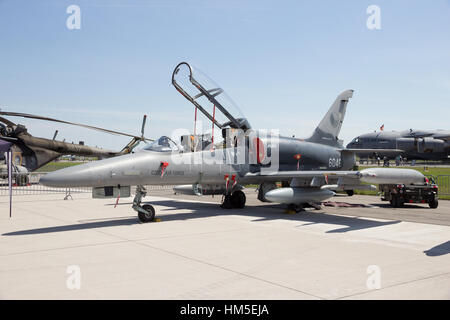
xmin=329 ymin=157 xmax=341 ymax=168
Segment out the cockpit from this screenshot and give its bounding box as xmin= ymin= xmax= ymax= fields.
xmin=143 ymin=136 xmax=181 ymax=152
xmin=350 ymin=137 xmax=360 ymax=144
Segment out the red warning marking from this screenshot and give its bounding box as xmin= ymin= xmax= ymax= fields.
xmin=160 ymin=161 xmax=169 ymax=178
xmin=224 ymin=174 xmax=230 ymax=191
xmin=211 ymin=105 xmax=216 ymax=150
xmin=231 ymin=174 xmax=237 ymax=187
xmin=194 ymin=107 xmax=198 ymax=135
xmin=253 ymin=138 xmax=265 ymax=164
xmin=114 ymin=193 xmax=120 ymax=208
xmin=294 ymin=154 xmax=302 ymax=171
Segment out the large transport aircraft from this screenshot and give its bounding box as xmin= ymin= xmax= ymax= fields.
xmin=347 ymin=129 xmax=450 ymax=161
xmin=40 ymin=62 xmax=427 ymax=222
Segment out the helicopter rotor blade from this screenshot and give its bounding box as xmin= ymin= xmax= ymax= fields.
xmin=0 ymin=136 xmax=19 ymax=142
xmin=0 ymin=116 xmax=17 ymax=127
xmin=141 ymin=115 xmax=147 ymax=139
xmin=0 ymin=111 xmax=154 ymax=142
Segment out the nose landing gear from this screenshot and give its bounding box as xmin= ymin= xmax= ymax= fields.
xmin=132 ymin=185 xmax=156 ymax=223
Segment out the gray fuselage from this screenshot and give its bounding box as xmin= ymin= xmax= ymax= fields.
xmin=40 ymin=134 xmax=355 ymax=188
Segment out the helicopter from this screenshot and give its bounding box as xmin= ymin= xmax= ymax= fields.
xmin=0 ymin=111 xmax=153 ymax=185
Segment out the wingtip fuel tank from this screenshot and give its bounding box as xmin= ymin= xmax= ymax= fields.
xmin=359 ymin=168 xmax=426 ymax=185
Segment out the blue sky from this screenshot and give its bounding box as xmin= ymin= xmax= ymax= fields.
xmin=1 ymin=0 xmax=449 ymax=150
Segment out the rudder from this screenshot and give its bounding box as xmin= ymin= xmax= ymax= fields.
xmin=306 ymin=89 xmax=353 ymax=147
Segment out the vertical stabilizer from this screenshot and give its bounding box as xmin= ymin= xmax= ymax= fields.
xmin=306 ymin=90 xmax=353 ymax=147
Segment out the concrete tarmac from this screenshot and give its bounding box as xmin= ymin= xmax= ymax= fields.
xmin=1 ymin=190 xmax=449 ymax=299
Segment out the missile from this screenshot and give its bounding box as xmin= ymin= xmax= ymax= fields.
xmin=359 ymin=168 xmax=425 ymax=185
xmin=264 ymin=187 xmax=335 ymax=204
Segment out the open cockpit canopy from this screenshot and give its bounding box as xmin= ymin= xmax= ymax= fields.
xmin=172 ymin=62 xmax=251 ymax=132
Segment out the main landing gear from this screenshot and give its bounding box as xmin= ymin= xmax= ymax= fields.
xmin=133 ymin=185 xmax=155 ymax=223
xmin=221 ymin=190 xmax=246 ymax=209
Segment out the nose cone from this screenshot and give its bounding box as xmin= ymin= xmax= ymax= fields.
xmin=39 ymin=152 xmax=163 ymax=188
xmin=40 ymin=163 xmax=94 ymax=188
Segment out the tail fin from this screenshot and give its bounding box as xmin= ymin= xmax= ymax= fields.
xmin=306 ymin=89 xmax=353 ymax=147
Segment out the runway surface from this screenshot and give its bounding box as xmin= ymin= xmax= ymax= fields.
xmin=1 ymin=190 xmax=449 ymax=299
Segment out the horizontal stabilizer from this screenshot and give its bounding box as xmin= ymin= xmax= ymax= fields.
xmin=343 ymin=148 xmax=404 ymax=155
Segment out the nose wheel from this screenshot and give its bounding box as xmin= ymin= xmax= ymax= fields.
xmin=132 ymin=185 xmax=156 ymax=223
xmin=138 ymin=205 xmax=155 ymax=223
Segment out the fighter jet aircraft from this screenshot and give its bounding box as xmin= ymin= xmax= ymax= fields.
xmin=347 ymin=129 xmax=450 ymax=161
xmin=40 ymin=62 xmax=427 ymax=222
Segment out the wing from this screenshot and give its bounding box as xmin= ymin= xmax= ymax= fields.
xmin=432 ymin=133 xmax=450 ymax=141
xmin=407 ymin=130 xmax=450 ymax=141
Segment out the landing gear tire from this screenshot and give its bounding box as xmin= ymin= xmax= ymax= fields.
xmin=390 ymin=194 xmax=398 ymax=207
xmin=221 ymin=190 xmax=246 ymax=209
xmin=230 ymin=190 xmax=246 ymax=209
xmin=429 ymin=199 xmax=438 ymax=209
xmin=221 ymin=194 xmax=233 ymax=209
xmin=346 ymin=190 xmax=354 ymax=196
xmin=138 ymin=204 xmax=155 ymax=223
xmin=391 ymin=195 xmax=404 ymax=208
xmin=15 ymin=175 xmax=29 ymax=186
xmin=133 ymin=185 xmax=157 ymax=223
